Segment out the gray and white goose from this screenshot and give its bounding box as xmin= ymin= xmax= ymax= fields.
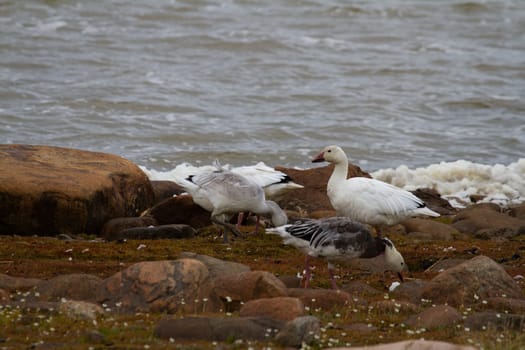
xmin=267 ymin=216 xmax=405 ymax=289
xmin=177 ymin=161 xmax=288 ymax=243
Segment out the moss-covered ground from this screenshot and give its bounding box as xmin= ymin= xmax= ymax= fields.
xmin=1 ymin=227 xmax=525 ymax=349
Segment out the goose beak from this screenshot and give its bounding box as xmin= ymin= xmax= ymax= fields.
xmin=397 ymin=272 xmax=404 ymax=282
xmin=311 ymin=152 xmax=325 ymax=163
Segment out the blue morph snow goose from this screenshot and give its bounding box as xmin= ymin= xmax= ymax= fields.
xmin=268 ymin=217 xmax=405 ymax=289
xmin=312 ymin=145 xmax=439 ymax=233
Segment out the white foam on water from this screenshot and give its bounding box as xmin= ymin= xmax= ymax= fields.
xmin=372 ymin=159 xmax=525 ymax=208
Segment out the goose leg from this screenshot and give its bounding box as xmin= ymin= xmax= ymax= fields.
xmin=327 ymin=262 xmax=339 ymax=290
xmin=254 ymin=215 xmax=261 ymax=234
xmin=211 ymin=215 xmax=241 ymax=243
xmin=236 ymin=212 xmax=245 ymax=228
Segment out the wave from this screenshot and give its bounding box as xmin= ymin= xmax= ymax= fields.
xmin=372 ymin=159 xmax=525 ymax=208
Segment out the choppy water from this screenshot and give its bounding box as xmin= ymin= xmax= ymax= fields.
xmin=1 ymin=0 xmax=524 ymax=204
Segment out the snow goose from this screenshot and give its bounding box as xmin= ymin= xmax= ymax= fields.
xmin=174 ymin=161 xmax=302 ymax=229
xmin=312 ymin=145 xmax=439 ymax=233
xmin=173 ymin=162 xmax=303 ymax=200
xmin=267 ymin=217 xmax=405 ymax=289
xmin=177 ymin=161 xmax=288 ymax=243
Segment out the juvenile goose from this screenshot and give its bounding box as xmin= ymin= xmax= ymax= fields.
xmin=177 ymin=161 xmax=288 ymax=243
xmin=267 ymin=217 xmax=405 ymax=289
xmin=312 ymin=145 xmax=439 ymax=233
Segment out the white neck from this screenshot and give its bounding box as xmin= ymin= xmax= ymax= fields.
xmin=265 ymin=200 xmax=288 ymax=227
xmin=327 ymin=155 xmax=349 ymax=191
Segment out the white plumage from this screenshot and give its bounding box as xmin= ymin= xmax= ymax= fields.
xmin=312 ymin=145 xmax=440 ymax=227
xmin=232 ymin=162 xmax=304 ymax=200
xmin=173 ymin=161 xmax=303 ymax=201
xmin=268 ymin=217 xmax=405 ymax=289
xmin=175 ymin=161 xmax=288 ymax=242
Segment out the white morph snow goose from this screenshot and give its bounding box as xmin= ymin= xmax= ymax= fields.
xmin=174 ymin=161 xmax=302 ymax=229
xmin=177 ymin=161 xmax=288 ymax=243
xmin=267 ymin=217 xmax=405 ymax=289
xmin=312 ymin=145 xmax=439 ymax=233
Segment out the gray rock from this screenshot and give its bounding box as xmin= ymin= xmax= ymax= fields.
xmin=421 ymin=255 xmax=524 ymax=307
xmin=452 ymin=206 xmax=525 ymax=237
xmin=0 ymin=273 xmax=42 ymax=292
xmin=464 ymin=311 xmax=525 ymax=331
xmin=401 ymin=218 xmax=461 ymax=241
xmin=390 ymin=279 xmax=430 ymax=305
xmin=484 ymin=297 xmax=525 ymax=313
xmin=424 ymin=259 xmax=468 ymax=273
xmin=109 ymin=224 xmax=196 ymax=241
xmin=101 ymin=216 xmax=157 ymax=240
xmin=404 ymin=305 xmax=462 ymax=329
xmin=178 ymin=252 xmax=250 ymax=280
xmin=33 ymin=273 xmax=102 ymax=302
xmin=59 ymin=300 xmax=104 ymax=320
xmin=342 ymin=281 xmax=382 ymax=297
xmin=275 ymin=316 xmax=320 ymax=347
xmin=154 ymin=316 xmax=284 ymax=341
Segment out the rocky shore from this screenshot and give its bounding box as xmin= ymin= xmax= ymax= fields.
xmin=1 ymin=144 xmax=525 ymax=349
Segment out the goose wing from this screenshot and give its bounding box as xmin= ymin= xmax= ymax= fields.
xmin=346 ymin=177 xmax=428 ymax=217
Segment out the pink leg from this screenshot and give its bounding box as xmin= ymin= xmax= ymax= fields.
xmin=328 ymin=263 xmax=338 ymax=290
xmin=236 ymin=212 xmax=244 ymax=228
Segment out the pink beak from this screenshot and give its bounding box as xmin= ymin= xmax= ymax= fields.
xmin=311 ymin=152 xmax=325 ymax=163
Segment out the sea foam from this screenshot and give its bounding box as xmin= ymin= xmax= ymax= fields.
xmin=372 ymin=159 xmax=525 ymax=208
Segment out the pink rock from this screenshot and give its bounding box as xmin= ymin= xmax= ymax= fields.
xmin=404 ymin=305 xmax=462 ymax=329
xmin=210 ymin=271 xmax=288 ymax=312
xmin=240 ymin=297 xmax=304 ymax=321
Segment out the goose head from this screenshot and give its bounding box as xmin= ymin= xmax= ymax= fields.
xmin=265 ymin=200 xmax=288 ymax=227
xmin=312 ymin=145 xmax=346 ymax=164
xmin=381 ymin=237 xmax=406 ymax=282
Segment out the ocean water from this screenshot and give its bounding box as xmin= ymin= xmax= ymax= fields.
xmin=1 ymin=0 xmax=524 ymax=206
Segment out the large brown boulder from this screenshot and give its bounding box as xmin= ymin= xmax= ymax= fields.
xmin=0 ymin=145 xmax=154 ymax=235
xmin=274 ymin=164 xmax=370 ymax=212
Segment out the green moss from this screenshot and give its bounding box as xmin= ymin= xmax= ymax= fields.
xmin=1 ymin=226 xmax=525 ymax=349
